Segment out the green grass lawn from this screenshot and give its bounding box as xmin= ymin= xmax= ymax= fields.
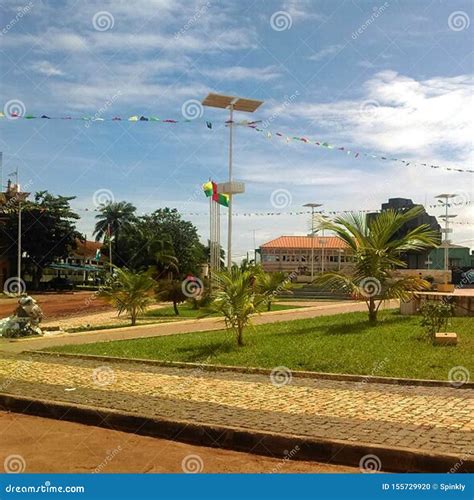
xmin=145 ymin=302 xmax=300 ymax=318
xmin=48 ymin=310 xmax=474 ymax=381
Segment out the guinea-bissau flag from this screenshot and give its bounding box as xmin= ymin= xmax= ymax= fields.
xmin=202 ymin=181 xmax=229 ymax=207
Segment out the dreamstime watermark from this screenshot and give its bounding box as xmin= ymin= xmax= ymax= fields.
xmin=359 ymin=453 xmax=382 ymax=473
xmin=358 ymin=277 xmax=382 ymax=298
xmin=261 ymin=91 xmax=300 ymax=129
xmin=356 ymin=357 xmax=389 ymax=388
xmin=270 ymin=188 xmax=292 ymax=209
xmin=85 ymin=90 xmax=122 ymax=128
xmin=181 ymin=276 xmax=204 ymax=298
xmin=270 ymin=366 xmax=292 ymax=387
xmin=448 ymin=11 xmax=470 ymax=32
xmin=359 ymin=99 xmax=380 ymax=121
xmin=270 ymin=11 xmax=292 ymax=31
xmin=352 ymin=3 xmax=390 ymax=40
xmin=92 ymin=188 xmax=115 ymax=208
xmin=92 ymin=11 xmax=114 ymax=31
xmin=174 ymin=2 xmax=211 ymax=39
xmin=3 ymin=277 xmax=27 ymax=296
xmin=449 ymin=450 xmax=472 ymax=473
xmin=181 ymin=454 xmax=204 ymax=473
xmin=270 ymin=445 xmax=300 ymax=473
xmin=448 ymin=366 xmax=470 ymax=388
xmin=1 ymin=1 xmax=34 ymax=35
xmin=92 ymin=366 xmax=116 ymax=387
xmin=4 ymin=454 xmax=26 ymax=473
xmin=3 ymin=99 xmax=26 ymax=119
xmin=181 ymin=99 xmax=204 ymax=120
xmin=93 ymin=445 xmax=122 ymax=473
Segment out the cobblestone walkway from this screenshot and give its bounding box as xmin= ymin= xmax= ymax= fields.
xmin=0 ymin=354 xmax=472 ymax=459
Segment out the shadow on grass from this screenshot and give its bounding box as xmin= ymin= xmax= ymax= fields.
xmin=173 ymin=340 xmax=235 ymax=362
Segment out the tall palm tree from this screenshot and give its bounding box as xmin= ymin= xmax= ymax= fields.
xmin=93 ymin=201 xmax=137 ymax=262
xmin=100 ymin=267 xmax=155 ymax=325
xmin=208 ymin=267 xmax=261 ymax=346
xmin=314 ymin=207 xmax=440 ymax=323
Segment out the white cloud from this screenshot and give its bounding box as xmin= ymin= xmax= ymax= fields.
xmin=281 ymin=0 xmax=325 ymax=22
xmin=283 ymin=71 xmax=474 ymax=167
xmin=30 ymin=60 xmax=64 ymax=77
xmin=308 ymin=44 xmax=345 ymax=61
xmin=201 ymin=65 xmax=282 ymax=82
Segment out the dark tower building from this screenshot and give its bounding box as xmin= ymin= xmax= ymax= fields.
xmin=370 ymin=198 xmax=441 ymax=269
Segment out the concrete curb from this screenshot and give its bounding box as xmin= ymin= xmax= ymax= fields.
xmin=0 ymin=392 xmax=470 ymax=473
xmin=28 ymin=350 xmax=474 ymax=389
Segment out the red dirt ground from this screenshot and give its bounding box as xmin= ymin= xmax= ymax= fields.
xmin=0 ymin=411 xmax=356 ymax=473
xmin=0 ymin=292 xmax=112 ymax=321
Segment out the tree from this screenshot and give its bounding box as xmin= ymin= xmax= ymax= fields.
xmin=314 ymin=207 xmax=440 ymax=323
xmin=100 ymin=267 xmax=155 ymax=325
xmin=1 ymin=191 xmax=82 ymax=289
xmin=256 ymin=269 xmax=291 ymax=311
xmin=141 ymin=208 xmax=205 ymax=276
xmin=208 ymin=268 xmax=261 ymax=346
xmin=156 ymin=279 xmax=187 ymax=315
xmin=93 ymin=201 xmax=137 ymax=265
xmin=121 ymin=226 xmax=179 ymax=277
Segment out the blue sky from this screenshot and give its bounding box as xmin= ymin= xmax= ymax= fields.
xmin=1 ymin=0 xmax=473 ymax=260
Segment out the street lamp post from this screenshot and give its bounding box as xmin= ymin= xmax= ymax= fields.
xmin=202 ymin=94 xmax=263 ymax=269
xmin=436 ymin=194 xmax=457 ymax=285
xmin=303 ymin=203 xmax=322 ymax=281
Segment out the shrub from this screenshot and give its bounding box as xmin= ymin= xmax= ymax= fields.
xmin=419 ymin=300 xmax=454 ymax=341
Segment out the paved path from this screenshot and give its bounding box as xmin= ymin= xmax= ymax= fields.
xmin=0 ymin=300 xmax=398 ymax=354
xmin=0 ymin=353 xmax=472 ymax=463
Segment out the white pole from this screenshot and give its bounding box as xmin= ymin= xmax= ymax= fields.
xmin=16 ymin=167 xmax=22 ymax=295
xmin=321 ymin=228 xmax=326 ymax=273
xmin=17 ymin=202 xmax=22 ymax=294
xmin=227 ymin=104 xmax=234 ymax=270
xmin=108 ymin=223 xmax=112 ymax=271
xmin=310 ymin=207 xmax=314 ymax=281
xmin=444 ymin=198 xmax=449 ymax=284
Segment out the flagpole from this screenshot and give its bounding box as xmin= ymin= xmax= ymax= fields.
xmin=108 ymin=223 xmax=112 ymax=271
xmin=16 ymin=167 xmax=22 ymax=295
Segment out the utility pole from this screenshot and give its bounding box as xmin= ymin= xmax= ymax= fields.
xmin=202 ymin=93 xmax=263 ymax=269
xmin=303 ymin=203 xmax=322 ymax=281
xmin=436 ymin=194 xmax=457 ymax=284
xmin=108 ymin=223 xmax=113 ymax=271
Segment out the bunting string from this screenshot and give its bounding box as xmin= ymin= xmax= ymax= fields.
xmin=240 ymin=123 xmax=473 ymax=175
xmin=2 ymin=110 xmax=472 ymax=174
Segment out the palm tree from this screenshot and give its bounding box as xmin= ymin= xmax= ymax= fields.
xmin=156 ymin=279 xmax=187 ymax=315
xmin=314 ymin=207 xmax=440 ymax=323
xmin=100 ymin=267 xmax=155 ymax=325
xmin=256 ymin=269 xmax=291 ymax=311
xmin=208 ymin=267 xmax=261 ymax=346
xmin=93 ymin=201 xmax=137 ymax=262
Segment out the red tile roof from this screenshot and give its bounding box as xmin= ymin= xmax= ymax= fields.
xmin=260 ymin=236 xmax=348 ymax=250
xmin=73 ymin=240 xmax=103 ymax=258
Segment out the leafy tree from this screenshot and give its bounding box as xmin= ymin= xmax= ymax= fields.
xmin=156 ymin=279 xmax=187 ymax=315
xmin=140 ymin=208 xmax=205 ymax=276
xmin=120 ymin=225 xmax=179 ymax=277
xmin=0 ymin=191 xmax=82 ymax=289
xmin=100 ymin=267 xmax=155 ymax=325
xmin=314 ymin=207 xmax=440 ymax=323
xmin=256 ymin=269 xmax=291 ymax=311
xmin=94 ymin=201 xmax=137 ymax=265
xmin=207 ymin=268 xmax=261 ymax=346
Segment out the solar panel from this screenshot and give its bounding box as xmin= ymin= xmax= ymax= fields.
xmin=202 ymin=93 xmax=263 ymax=112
